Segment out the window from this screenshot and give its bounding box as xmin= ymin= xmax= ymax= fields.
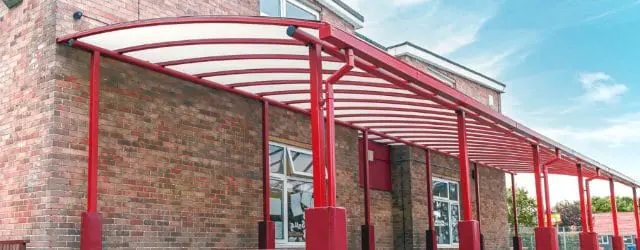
xmin=598 ymin=235 xmax=609 ymax=245
xmin=260 ymin=0 xmax=319 ymax=20
xmin=488 ymin=95 xmax=494 ymax=106
xmin=624 ymin=235 xmax=635 ymax=246
xmin=269 ymin=142 xmax=314 ymax=245
xmin=358 ymin=139 xmax=392 ymax=191
xmin=433 ymin=177 xmax=460 ymax=247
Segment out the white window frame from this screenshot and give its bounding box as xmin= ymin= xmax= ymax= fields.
xmin=269 ymin=142 xmax=313 ymax=248
xmin=433 ymin=177 xmax=460 ymax=248
xmin=260 ymin=0 xmax=320 ymax=20
xmin=598 ymin=235 xmax=609 ymax=245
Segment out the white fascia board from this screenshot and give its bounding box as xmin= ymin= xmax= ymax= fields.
xmin=387 ymin=44 xmax=506 ymax=93
xmin=315 ymin=0 xmax=364 ymax=29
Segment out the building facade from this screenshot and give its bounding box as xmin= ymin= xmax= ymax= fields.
xmin=1 ymin=0 xmax=511 ymax=249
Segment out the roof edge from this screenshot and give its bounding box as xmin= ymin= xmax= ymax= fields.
xmin=387 ymin=41 xmax=507 ymax=93
xmin=316 ymin=0 xmax=365 ymax=29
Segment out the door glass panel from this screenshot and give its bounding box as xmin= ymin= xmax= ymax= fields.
xmin=434 ymin=200 xmax=450 ymax=244
xmin=451 ymin=204 xmax=460 ymax=243
xmin=287 ymin=180 xmax=313 ymax=242
xmin=269 ymin=179 xmax=284 ymax=239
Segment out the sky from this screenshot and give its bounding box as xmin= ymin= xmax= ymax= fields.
xmin=342 ymin=0 xmax=640 ymax=205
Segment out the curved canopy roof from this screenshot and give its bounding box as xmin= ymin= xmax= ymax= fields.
xmin=56 ymin=16 xmax=636 ymax=185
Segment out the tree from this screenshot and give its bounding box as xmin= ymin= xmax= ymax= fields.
xmin=591 ymin=196 xmax=634 ymax=213
xmin=554 ymin=200 xmax=581 ymax=227
xmin=506 ymin=187 xmax=538 ymax=227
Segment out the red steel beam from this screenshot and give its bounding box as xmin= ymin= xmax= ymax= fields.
xmin=532 ymin=144 xmax=545 ymax=227
xmin=324 ymin=49 xmax=354 ymax=207
xmin=577 ymin=164 xmax=588 ymax=233
xmin=457 ymin=110 xmax=473 ymax=221
xmin=543 ymin=166 xmax=553 ymax=227
xmin=87 ymin=51 xmax=101 ymax=213
xmin=115 ymin=38 xmax=304 ymax=53
xmin=262 ymin=101 xmax=270 ymax=222
xmin=308 ymin=43 xmax=327 ymax=207
xmin=633 ymin=187 xmax=640 ymax=244
xmin=610 ymin=178 xmax=620 ymax=237
xmin=474 ymin=163 xmax=482 ymax=225
xmin=363 ymin=131 xmax=371 ymax=225
xmin=158 ymin=54 xmax=339 ymax=66
xmin=511 ymin=174 xmax=519 ymax=237
xmin=586 ymin=181 xmax=594 ymax=232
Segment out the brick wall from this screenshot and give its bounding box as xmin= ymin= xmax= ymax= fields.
xmin=0 ymin=0 xmax=59 ymax=248
xmin=0 ymin=0 xmax=511 ymax=249
xmin=398 ymin=55 xmax=502 ymax=112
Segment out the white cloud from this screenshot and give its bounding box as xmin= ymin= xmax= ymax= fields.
xmin=355 ymin=0 xmax=499 ymax=55
xmin=577 ymin=72 xmax=628 ymax=103
xmin=533 ymin=112 xmax=640 ymax=147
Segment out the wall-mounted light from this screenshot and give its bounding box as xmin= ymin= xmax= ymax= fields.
xmin=3 ymin=0 xmax=23 ymax=9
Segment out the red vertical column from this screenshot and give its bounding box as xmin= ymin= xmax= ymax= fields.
xmin=361 ymin=130 xmax=375 ymax=250
xmin=577 ymin=164 xmax=598 ymax=250
xmin=426 ymin=150 xmax=437 ymax=250
xmin=543 ymin=166 xmax=553 ymax=227
xmin=511 ymin=174 xmax=523 ymax=250
xmin=632 ymin=188 xmax=640 ymax=248
xmin=305 ymin=43 xmax=346 ymax=250
xmin=586 ymin=181 xmax=594 ymax=232
xmin=610 ymin=178 xmax=624 ymax=250
xmin=456 ymin=110 xmax=481 ymax=250
xmin=533 ymin=145 xmax=558 ymax=250
xmin=532 ymin=144 xmax=545 ymax=227
xmin=259 ymin=101 xmax=275 ymax=249
xmin=473 ymin=164 xmax=485 ymax=250
xmin=81 ymin=51 xmax=103 ymax=250
xmin=325 ymin=76 xmax=337 ymax=207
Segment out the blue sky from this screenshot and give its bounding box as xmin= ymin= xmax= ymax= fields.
xmin=343 ymin=0 xmax=640 ymax=203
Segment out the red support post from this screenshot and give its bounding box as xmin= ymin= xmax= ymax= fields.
xmin=543 ymin=166 xmax=552 ymax=227
xmin=305 ymin=43 xmax=347 ymax=250
xmin=473 ymin=164 xmax=485 ymax=250
xmin=633 ymin=187 xmax=640 ymax=248
xmin=325 ymin=67 xmax=337 ymax=207
xmin=81 ymin=51 xmax=103 ymax=250
xmin=426 ymin=150 xmax=437 ymax=250
xmin=610 ymin=178 xmax=624 ymax=250
xmin=361 ymin=130 xmax=375 ymax=250
xmin=586 ymin=181 xmax=593 ymax=233
xmin=532 ymin=144 xmax=545 ymax=227
xmin=258 ymin=101 xmax=275 ymax=249
xmin=577 ymin=164 xmax=598 ymax=250
xmin=631 ymin=187 xmax=640 ymax=248
xmin=533 ymin=144 xmax=558 ymax=250
xmin=456 ymin=110 xmax=481 ymax=250
xmin=511 ymin=174 xmax=523 ymax=250
xmin=308 ymin=44 xmax=326 ymax=208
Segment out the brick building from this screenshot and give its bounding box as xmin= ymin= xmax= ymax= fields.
xmin=1 ymin=0 xmax=637 ymax=250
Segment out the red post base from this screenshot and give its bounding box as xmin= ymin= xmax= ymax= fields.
xmin=305 ymin=207 xmax=347 ymax=250
xmin=512 ymin=236 xmax=523 ymax=250
xmin=458 ymin=220 xmax=481 ymax=250
xmin=636 ymin=238 xmax=640 ymax=249
xmin=361 ymin=224 xmax=375 ymax=250
xmin=258 ymin=221 xmax=275 ymax=249
xmin=80 ymin=212 xmax=102 ymax=250
xmin=578 ymin=232 xmax=598 ymax=250
xmin=426 ymin=229 xmax=437 ymax=250
xmin=612 ymin=236 xmax=624 ymax=250
xmin=534 ymin=227 xmax=559 ymax=250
